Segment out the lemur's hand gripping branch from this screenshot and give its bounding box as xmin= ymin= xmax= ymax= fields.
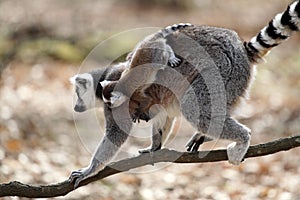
xmin=69 ymin=103 xmax=133 ymax=188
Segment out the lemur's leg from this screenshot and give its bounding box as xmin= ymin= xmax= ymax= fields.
xmin=138 ymin=111 xmax=166 ymax=153
xmin=217 ymin=117 xmax=251 ymax=165
xmin=69 ymin=103 xmax=133 ymax=188
xmin=160 ymin=116 xmax=175 ymax=145
xmin=186 ymin=118 xmax=250 ymax=165
xmin=180 ymin=80 xmax=250 ymax=165
xmin=166 ymin=44 xmax=181 ymax=67
xmin=199 ymin=116 xmax=250 ymax=165
xmin=185 ymin=117 xmax=250 ymax=165
xmin=138 ymin=129 xmax=162 ymax=154
xmin=186 ymin=132 xmax=213 ymax=152
xmin=139 ymin=112 xmax=174 ymax=153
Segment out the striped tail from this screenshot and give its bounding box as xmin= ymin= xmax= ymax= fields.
xmin=245 ymin=0 xmax=300 ymax=63
xmin=160 ymin=23 xmax=193 ymax=37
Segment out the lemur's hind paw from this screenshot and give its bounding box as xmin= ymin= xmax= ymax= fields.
xmin=138 ymin=144 xmax=161 ymax=154
xmin=186 ymin=133 xmax=206 ymax=152
xmin=168 ymin=56 xmax=181 ymax=67
xmin=227 ymin=141 xmax=249 ymax=165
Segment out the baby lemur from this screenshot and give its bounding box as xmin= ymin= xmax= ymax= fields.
xmin=100 ymin=23 xmax=192 ymax=122
xmin=69 ymin=1 xmax=300 ymax=188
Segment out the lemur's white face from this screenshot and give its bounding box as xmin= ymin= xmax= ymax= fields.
xmin=70 ymin=73 xmax=95 ymax=112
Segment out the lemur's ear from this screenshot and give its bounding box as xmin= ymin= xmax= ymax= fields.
xmin=100 ymin=80 xmax=112 ymax=88
xmin=69 ymin=75 xmax=78 ymax=85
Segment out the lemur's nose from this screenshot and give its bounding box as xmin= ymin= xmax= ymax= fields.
xmin=74 ymin=104 xmax=86 ymax=112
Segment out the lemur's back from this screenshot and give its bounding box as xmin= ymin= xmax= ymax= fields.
xmin=149 ymin=0 xmax=300 ymax=114
xmin=139 ymin=25 xmax=252 ymax=117
xmin=174 ymin=26 xmax=251 ymax=106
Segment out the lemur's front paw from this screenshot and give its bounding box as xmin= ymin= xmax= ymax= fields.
xmin=138 ymin=144 xmax=161 ymax=154
xmin=131 ymin=115 xmax=139 ymax=123
xmin=131 ymin=112 xmax=141 ymax=123
xmin=168 ymin=56 xmax=181 ymax=67
xmin=69 ymin=168 xmax=91 ymax=188
xmin=139 ymin=112 xmax=150 ymax=122
xmin=131 ymin=112 xmax=150 ymax=123
xmin=69 ymin=169 xmax=88 ymax=188
xmin=185 ymin=133 xmax=206 ymax=152
xmin=227 ymin=141 xmax=249 ymax=165
xmin=69 ymin=164 xmax=104 ymax=188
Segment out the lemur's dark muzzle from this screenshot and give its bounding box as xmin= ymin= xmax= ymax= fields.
xmin=74 ymin=104 xmax=86 ymax=112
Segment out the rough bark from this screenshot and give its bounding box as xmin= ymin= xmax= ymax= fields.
xmin=0 ymin=135 xmax=299 ymax=198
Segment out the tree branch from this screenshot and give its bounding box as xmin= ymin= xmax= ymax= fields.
xmin=1 ymin=135 xmax=300 ymax=198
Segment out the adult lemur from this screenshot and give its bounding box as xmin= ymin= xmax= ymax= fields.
xmin=69 ymin=1 xmax=300 ymax=188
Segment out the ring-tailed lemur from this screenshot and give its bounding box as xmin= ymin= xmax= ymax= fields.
xmin=69 ymin=24 xmax=191 ymax=187
xmin=69 ymin=1 xmax=300 ymax=188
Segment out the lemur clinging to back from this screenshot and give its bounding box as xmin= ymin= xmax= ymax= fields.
xmin=69 ymin=1 xmax=300 ymax=188
xmin=100 ymin=23 xmax=191 ymax=121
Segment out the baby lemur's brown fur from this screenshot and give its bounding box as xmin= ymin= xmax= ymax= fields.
xmin=102 ymin=24 xmax=192 ymax=121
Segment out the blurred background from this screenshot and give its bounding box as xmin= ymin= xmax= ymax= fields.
xmin=0 ymin=0 xmax=300 ymax=199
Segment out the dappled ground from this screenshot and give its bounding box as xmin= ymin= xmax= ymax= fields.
xmin=1 ymin=0 xmax=300 ymax=199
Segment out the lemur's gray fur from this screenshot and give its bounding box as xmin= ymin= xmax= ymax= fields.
xmin=69 ymin=1 xmax=300 ymax=188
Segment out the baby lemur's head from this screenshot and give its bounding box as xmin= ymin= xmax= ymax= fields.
xmin=100 ymin=80 xmax=129 ymax=108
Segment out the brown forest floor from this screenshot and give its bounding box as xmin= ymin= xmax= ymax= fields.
xmin=1 ymin=0 xmax=300 ymax=199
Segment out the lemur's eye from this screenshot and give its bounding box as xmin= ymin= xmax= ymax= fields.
xmin=76 ymin=78 xmax=87 ymax=85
